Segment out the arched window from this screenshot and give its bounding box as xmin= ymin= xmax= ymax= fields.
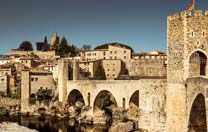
xmin=87 ymin=92 xmax=90 ymax=106
xmin=189 ymin=51 xmax=207 ymax=77
xmin=122 ymin=98 xmax=126 ymax=109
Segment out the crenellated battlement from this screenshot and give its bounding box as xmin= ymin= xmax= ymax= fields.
xmin=168 ymin=9 xmax=208 ymax=21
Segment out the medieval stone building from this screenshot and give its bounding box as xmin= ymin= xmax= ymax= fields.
xmin=21 ymin=5 xmax=208 ymax=132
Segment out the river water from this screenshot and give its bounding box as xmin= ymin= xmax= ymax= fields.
xmin=0 ymin=114 xmax=109 ymax=132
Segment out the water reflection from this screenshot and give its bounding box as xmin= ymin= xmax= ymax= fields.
xmin=0 ymin=115 xmax=108 ymax=132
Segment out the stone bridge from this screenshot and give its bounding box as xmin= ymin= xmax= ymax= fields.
xmin=56 ymin=59 xmax=208 ymax=131
xmin=58 ymin=75 xmax=167 ymax=131
xmin=18 ymin=59 xmax=208 ymax=132
xmin=65 ymin=79 xmax=166 ymax=111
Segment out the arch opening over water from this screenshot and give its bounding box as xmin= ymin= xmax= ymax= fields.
xmin=128 ymin=90 xmax=139 ymax=118
xmin=188 ymin=94 xmax=207 ymax=132
xmin=93 ymin=90 xmax=117 ymax=112
xmin=68 ymin=89 xmax=85 ymax=106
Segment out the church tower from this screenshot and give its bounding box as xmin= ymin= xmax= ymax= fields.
xmin=166 ymin=1 xmax=208 ymax=132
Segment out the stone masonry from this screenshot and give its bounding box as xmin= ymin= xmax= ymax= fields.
xmin=21 ymin=6 xmax=208 ymax=132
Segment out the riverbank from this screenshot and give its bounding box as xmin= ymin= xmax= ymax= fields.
xmin=0 ymin=122 xmax=37 ymax=132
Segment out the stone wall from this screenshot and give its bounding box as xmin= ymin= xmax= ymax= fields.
xmin=127 ymin=55 xmax=167 ymax=77
xmin=0 ymin=97 xmax=20 ymax=109
xmin=166 ymin=9 xmax=208 ymax=132
xmin=30 ymin=72 xmax=56 ymax=94
xmin=102 ymin=59 xmax=121 ymax=80
xmin=9 ymin=50 xmax=56 ymax=60
xmin=0 ymin=75 xmax=9 ymax=95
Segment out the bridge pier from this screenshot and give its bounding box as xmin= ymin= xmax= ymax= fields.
xmin=166 ymin=83 xmax=187 ymax=132
xmin=206 ymin=99 xmax=208 ymax=130
xmin=21 ymin=70 xmax=30 ymax=113
xmin=58 ymin=59 xmax=68 ymax=103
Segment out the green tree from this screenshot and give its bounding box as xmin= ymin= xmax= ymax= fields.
xmin=57 ymin=37 xmax=78 ymax=57
xmin=18 ymin=41 xmax=33 ymax=51
xmin=57 ymin=37 xmax=70 ymax=57
xmin=70 ymin=44 xmax=79 ymax=57
xmin=50 ymin=36 xmax=59 ymax=51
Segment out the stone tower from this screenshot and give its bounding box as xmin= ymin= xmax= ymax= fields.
xmin=50 ymin=32 xmax=59 ymax=50
xmin=166 ymin=6 xmax=208 ymax=132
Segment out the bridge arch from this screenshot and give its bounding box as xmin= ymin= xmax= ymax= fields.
xmin=67 ymin=89 xmax=85 ymax=106
xmin=187 ymin=93 xmax=207 ymax=132
xmin=93 ymin=90 xmax=117 ymax=112
xmin=129 ymin=90 xmax=139 ymax=108
xmin=189 ymin=50 xmax=207 ymax=77
xmin=128 ymin=90 xmax=140 ymax=119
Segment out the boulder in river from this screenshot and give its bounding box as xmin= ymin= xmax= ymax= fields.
xmin=109 ymin=121 xmax=135 ymax=132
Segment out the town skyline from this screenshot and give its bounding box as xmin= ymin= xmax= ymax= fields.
xmin=1 ymin=0 xmax=208 ymax=54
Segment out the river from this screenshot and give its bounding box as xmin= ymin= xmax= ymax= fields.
xmin=0 ymin=114 xmax=109 ymax=132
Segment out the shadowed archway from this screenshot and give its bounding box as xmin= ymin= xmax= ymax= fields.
xmin=188 ymin=94 xmax=207 ymax=132
xmin=128 ymin=90 xmax=139 ymax=119
xmin=68 ymin=89 xmax=85 ymax=106
xmin=129 ymin=90 xmax=139 ymax=107
xmin=93 ymin=90 xmax=117 ymax=112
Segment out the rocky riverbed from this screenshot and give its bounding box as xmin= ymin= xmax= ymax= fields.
xmin=0 ymin=122 xmax=37 ymax=132
xmin=0 ymin=96 xmax=141 ymax=132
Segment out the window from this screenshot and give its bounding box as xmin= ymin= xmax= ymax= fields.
xmin=203 ymin=32 xmax=205 ymax=36
xmin=110 ymin=51 xmax=112 ymax=54
xmin=114 ymin=51 xmax=117 ymax=54
xmin=124 ymin=56 xmax=126 ymax=59
xmin=124 ymin=50 xmax=126 ymax=53
xmin=114 ymin=56 xmax=117 ymax=59
xmin=110 ymin=56 xmax=112 ymax=59
xmin=31 ymin=78 xmax=34 ymax=81
xmin=103 ymin=52 xmax=106 ymax=55
xmin=192 ymin=32 xmax=194 ymax=37
xmin=122 ymin=98 xmax=126 ymax=109
xmin=1 ymin=78 xmax=4 ymax=81
xmin=35 ymin=78 xmax=38 ymax=81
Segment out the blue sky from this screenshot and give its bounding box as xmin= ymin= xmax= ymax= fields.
xmin=0 ymin=0 xmax=207 ymax=53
